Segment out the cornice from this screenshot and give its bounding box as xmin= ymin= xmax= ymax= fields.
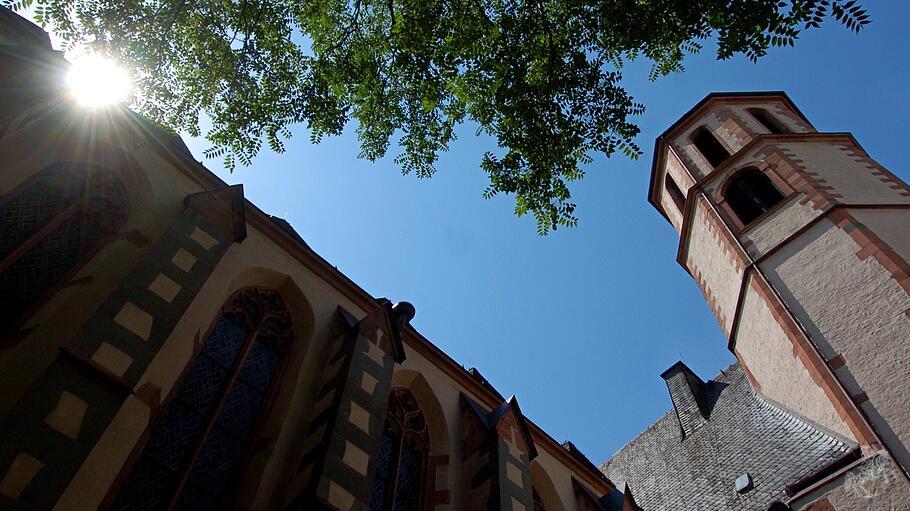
xmin=131 ymin=104 xmax=615 ymax=496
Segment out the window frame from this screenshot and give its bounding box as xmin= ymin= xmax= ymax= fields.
xmin=106 ymin=287 xmax=292 ymax=510
xmin=746 ymin=108 xmax=789 ymax=135
xmin=689 ymin=126 xmax=732 ymax=169
xmin=0 ymin=162 xmax=129 ymax=342
xmin=372 ymin=387 xmax=430 ymax=511
xmin=715 ymin=163 xmax=795 ymax=232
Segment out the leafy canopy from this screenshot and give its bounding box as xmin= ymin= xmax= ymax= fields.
xmin=13 ymin=0 xmax=868 ymax=233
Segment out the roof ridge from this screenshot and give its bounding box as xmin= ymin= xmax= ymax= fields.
xmin=599 ymin=409 xmax=675 ymax=471
xmin=600 ymin=362 xmax=744 ymax=470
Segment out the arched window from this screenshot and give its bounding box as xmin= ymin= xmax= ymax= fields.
xmin=0 ymin=162 xmax=128 ymax=336
xmin=723 ymin=168 xmax=785 ymax=226
xmin=371 ymin=387 xmax=429 ymax=511
xmin=691 ymin=126 xmax=730 ymax=168
xmin=747 ymin=108 xmax=788 ymax=134
xmin=111 ymin=288 xmax=291 ymax=510
xmin=664 ymin=173 xmax=686 ymax=213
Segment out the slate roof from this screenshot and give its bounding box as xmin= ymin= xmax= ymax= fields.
xmin=600 ymin=364 xmax=857 ymax=511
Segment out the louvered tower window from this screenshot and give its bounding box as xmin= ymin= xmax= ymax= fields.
xmin=747 ymin=108 xmax=788 ymax=134
xmin=111 ymin=288 xmax=292 ymax=510
xmin=0 ymin=162 xmax=128 ymax=338
xmin=724 ymin=168 xmax=785 ymax=226
xmin=691 ymin=127 xmax=730 ymax=168
xmin=371 ymin=387 xmax=429 ymax=511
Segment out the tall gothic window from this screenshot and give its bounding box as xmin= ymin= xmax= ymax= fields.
xmin=747 ymin=108 xmax=788 ymax=134
xmin=0 ymin=163 xmax=128 ymax=336
xmin=724 ymin=168 xmax=785 ymax=226
xmin=691 ymin=127 xmax=730 ymax=168
xmin=371 ymin=388 xmax=429 ymax=511
xmin=111 ymin=288 xmax=292 ymax=510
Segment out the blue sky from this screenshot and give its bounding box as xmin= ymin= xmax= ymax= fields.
xmin=174 ymin=4 xmax=910 ymax=464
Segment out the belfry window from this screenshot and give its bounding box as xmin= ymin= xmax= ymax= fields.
xmin=747 ymin=108 xmax=788 ymax=134
xmin=111 ymin=288 xmax=291 ymax=510
xmin=371 ymin=387 xmax=429 ymax=511
xmin=691 ymin=127 xmax=730 ymax=168
xmin=0 ymin=163 xmax=128 ymax=337
xmin=724 ymin=168 xmax=785 ymax=226
xmin=664 ymin=173 xmax=686 ymax=213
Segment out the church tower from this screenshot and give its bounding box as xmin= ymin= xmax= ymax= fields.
xmin=649 ymin=92 xmax=910 ymax=477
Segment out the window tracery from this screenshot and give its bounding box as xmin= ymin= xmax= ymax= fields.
xmin=111 ymin=288 xmax=291 ymax=510
xmin=0 ymin=162 xmax=128 ymax=335
xmin=371 ymin=387 xmax=430 ymax=511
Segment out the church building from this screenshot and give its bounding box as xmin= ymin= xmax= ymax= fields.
xmin=604 ymin=92 xmax=910 ymax=510
xmin=0 ymin=7 xmax=909 ymax=511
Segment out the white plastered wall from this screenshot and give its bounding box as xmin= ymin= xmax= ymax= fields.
xmin=740 ymin=195 xmax=820 ymax=256
xmin=778 ymin=141 xmax=910 ymax=205
xmin=852 ymin=209 xmax=910 ymax=261
xmin=733 ymin=276 xmax=853 ymax=440
xmin=685 ymin=198 xmax=744 ymax=335
xmin=762 ymin=218 xmax=910 ymax=468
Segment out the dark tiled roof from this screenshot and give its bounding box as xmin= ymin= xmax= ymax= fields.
xmin=600 ymin=364 xmax=856 ymax=511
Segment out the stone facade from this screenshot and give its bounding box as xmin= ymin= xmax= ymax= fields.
xmin=602 ymin=364 xmax=859 ymax=510
xmin=627 ymin=91 xmax=910 ymax=509
xmin=0 ymin=9 xmax=612 ymax=511
xmin=2 ymin=7 xmax=910 ymax=511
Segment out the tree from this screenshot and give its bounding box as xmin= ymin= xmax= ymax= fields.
xmin=12 ymin=0 xmax=868 ymax=234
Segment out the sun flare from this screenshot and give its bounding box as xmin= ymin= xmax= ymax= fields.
xmin=66 ymin=55 xmax=131 ymax=107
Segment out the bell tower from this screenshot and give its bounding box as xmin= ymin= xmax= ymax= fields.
xmin=649 ymin=92 xmax=910 ymax=476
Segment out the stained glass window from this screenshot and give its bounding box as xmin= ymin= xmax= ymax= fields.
xmin=0 ymin=163 xmax=128 ymax=333
xmin=371 ymin=432 xmax=396 ymax=511
xmin=371 ymin=388 xmax=429 ymax=511
xmin=111 ymin=288 xmax=292 ymax=510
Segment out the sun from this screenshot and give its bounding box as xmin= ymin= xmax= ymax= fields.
xmin=66 ymin=55 xmax=131 ymax=107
